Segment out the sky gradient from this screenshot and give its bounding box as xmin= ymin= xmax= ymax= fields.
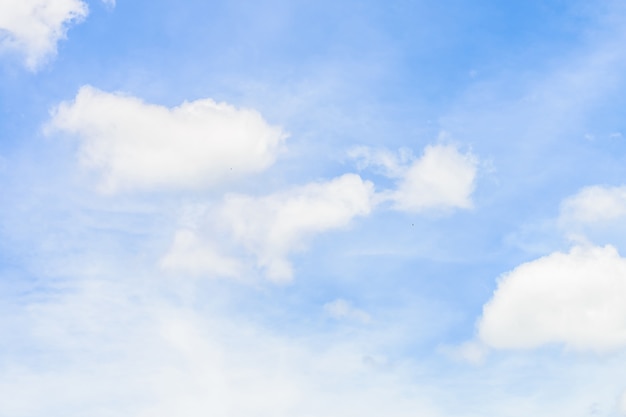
xmin=3 ymin=1 xmax=626 ymax=416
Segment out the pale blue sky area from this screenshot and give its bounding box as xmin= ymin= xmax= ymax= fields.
xmin=2 ymin=1 xmax=626 ymax=416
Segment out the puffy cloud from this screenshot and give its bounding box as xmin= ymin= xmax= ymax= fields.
xmin=324 ymin=299 xmax=371 ymax=323
xmin=47 ymin=86 xmax=287 ymax=193
xmin=350 ymin=144 xmax=478 ymax=213
xmin=0 ymin=0 xmax=88 ymax=69
xmin=163 ymin=173 xmax=375 ymax=282
xmin=477 ymin=244 xmax=626 ymax=352
xmin=560 ymin=185 xmax=626 ymax=224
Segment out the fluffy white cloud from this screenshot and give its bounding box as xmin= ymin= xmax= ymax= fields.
xmin=560 ymin=185 xmax=626 ymax=224
xmin=350 ymin=144 xmax=478 ymax=213
xmin=162 ymin=174 xmax=375 ymax=282
xmin=477 ymin=244 xmax=626 ymax=352
xmin=324 ymin=299 xmax=371 ymax=323
xmin=392 ymin=144 xmax=477 ymax=212
xmin=0 ymin=0 xmax=88 ymax=69
xmin=47 ymin=86 xmax=287 ymax=193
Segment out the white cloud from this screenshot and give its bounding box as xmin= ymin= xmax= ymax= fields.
xmin=560 ymin=185 xmax=626 ymax=224
xmin=162 ymin=174 xmax=375 ymax=283
xmin=0 ymin=0 xmax=88 ymax=69
xmin=477 ymin=244 xmax=626 ymax=352
xmin=392 ymin=144 xmax=477 ymax=212
xmin=47 ymin=86 xmax=287 ymax=193
xmin=350 ymin=144 xmax=478 ymax=213
xmin=324 ymin=299 xmax=371 ymax=323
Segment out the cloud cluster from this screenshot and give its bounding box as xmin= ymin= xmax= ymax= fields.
xmin=0 ymin=0 xmax=88 ymax=69
xmin=349 ymin=144 xmax=478 ymax=212
xmin=161 ymin=142 xmax=479 ymax=282
xmin=48 ymin=86 xmax=287 ymax=193
xmin=44 ymin=86 xmax=482 ymax=283
xmin=470 ymin=182 xmax=626 ymax=357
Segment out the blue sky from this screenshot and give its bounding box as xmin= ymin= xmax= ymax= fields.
xmin=3 ymin=0 xmax=626 ymax=416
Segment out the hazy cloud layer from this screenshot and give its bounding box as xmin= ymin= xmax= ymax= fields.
xmin=48 ymin=86 xmax=287 ymax=193
xmin=478 ymin=244 xmax=626 ymax=352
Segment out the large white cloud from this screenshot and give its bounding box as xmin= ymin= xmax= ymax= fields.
xmin=349 ymin=144 xmax=478 ymax=213
xmin=162 ymin=173 xmax=375 ymax=282
xmin=0 ymin=0 xmax=88 ymax=69
xmin=47 ymin=86 xmax=287 ymax=193
xmin=477 ymin=244 xmax=626 ymax=352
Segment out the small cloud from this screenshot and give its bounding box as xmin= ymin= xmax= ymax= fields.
xmin=559 ymin=185 xmax=626 ymax=225
xmin=348 ymin=143 xmax=479 ymax=214
xmin=324 ymin=299 xmax=371 ymax=323
xmin=389 ymin=144 xmax=477 ymax=212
